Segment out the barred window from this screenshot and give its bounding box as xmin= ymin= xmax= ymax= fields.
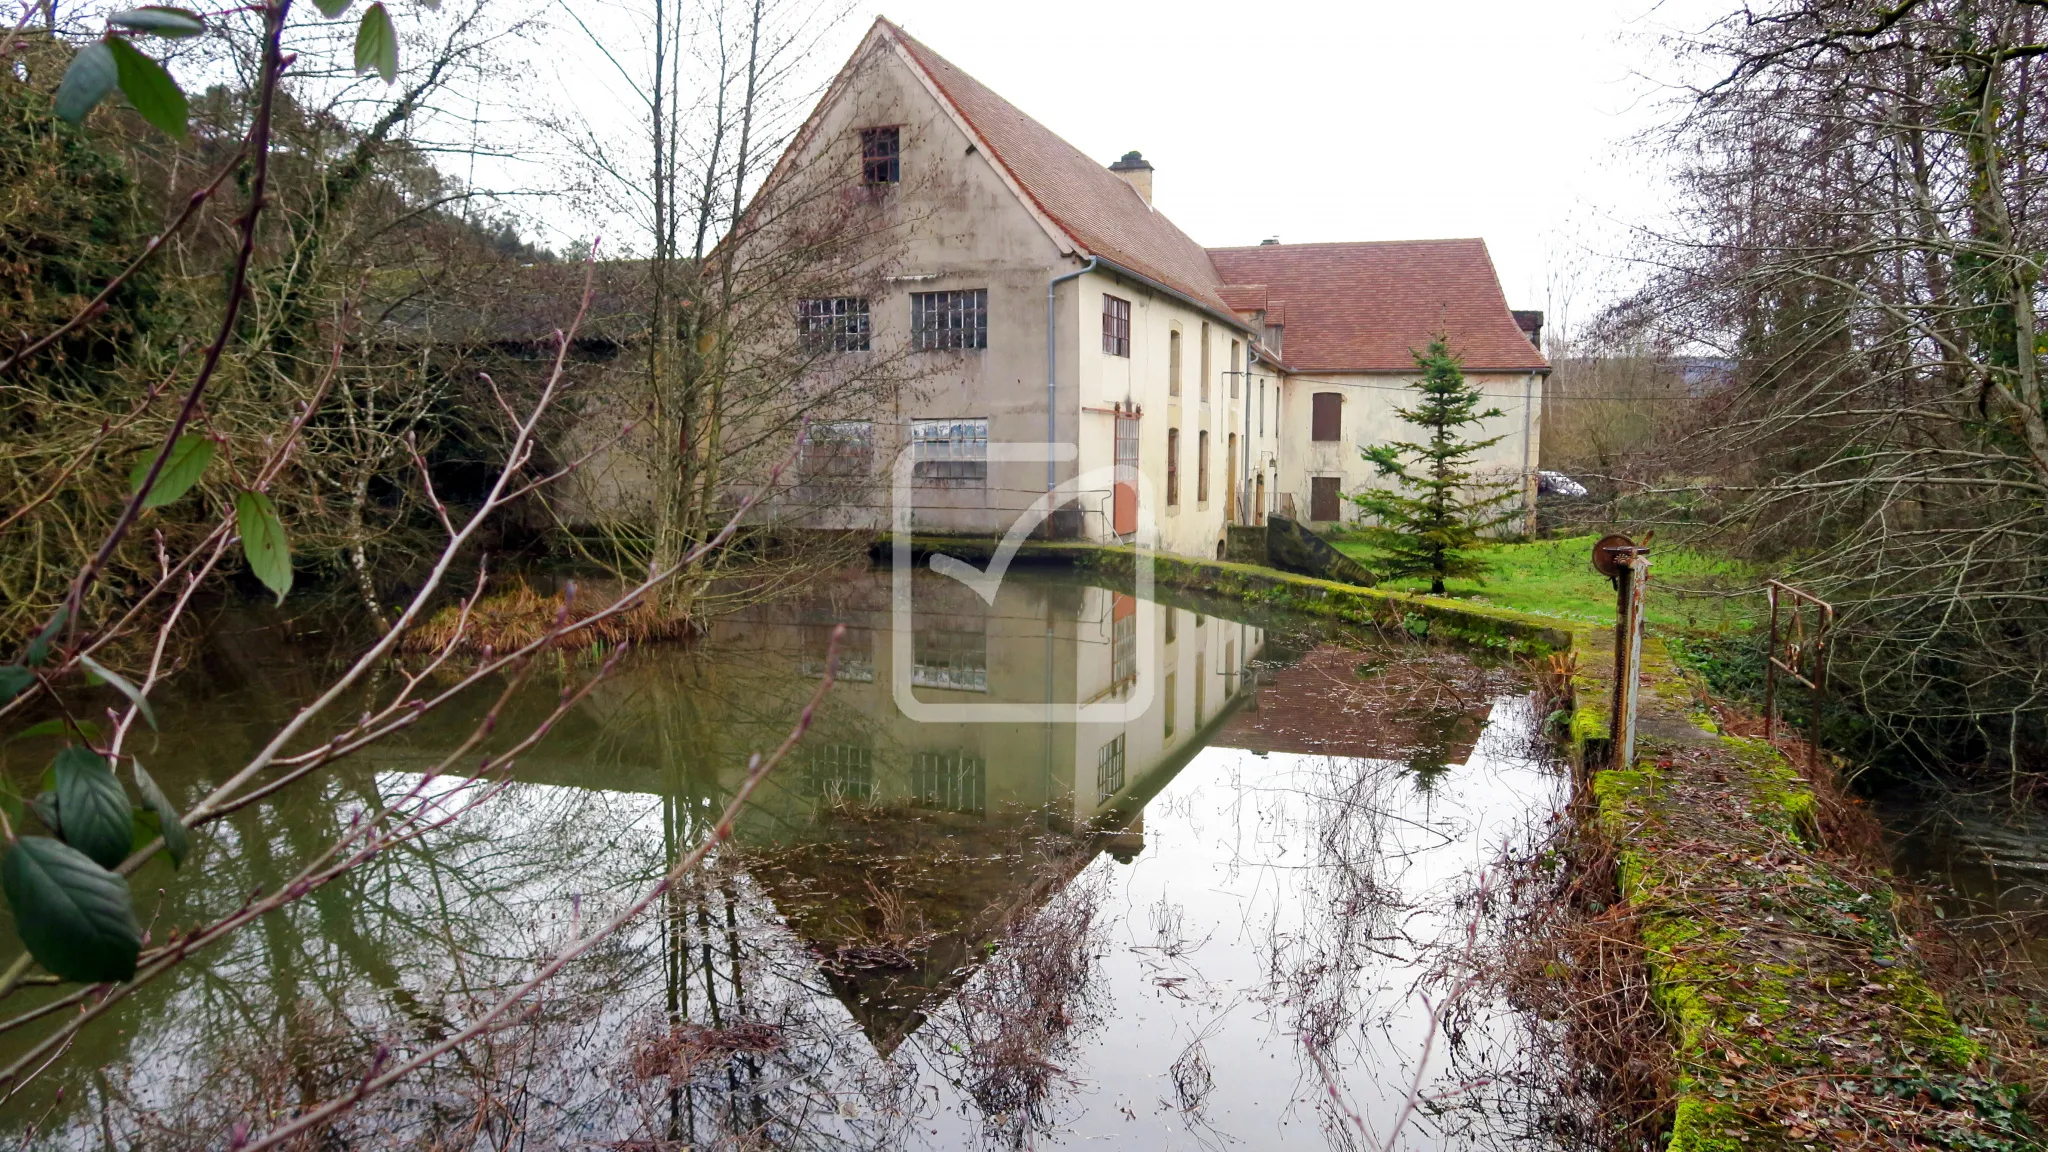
xmin=912 ymin=417 xmax=988 ymax=483
xmin=911 ymin=290 xmax=988 ymax=351
xmin=1096 ymin=733 xmax=1126 ymax=803
xmin=800 ymin=420 xmax=874 ymax=483
xmin=1102 ymin=294 xmax=1131 ymax=356
xmin=911 ymin=750 xmax=986 ymax=814
xmin=913 ymin=626 xmax=987 ymax=692
xmin=861 ymin=126 xmax=899 ymax=185
xmin=799 ymin=297 xmax=870 ymax=352
xmin=802 ymin=743 xmax=873 ymax=802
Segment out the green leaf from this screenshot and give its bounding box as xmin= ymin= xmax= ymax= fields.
xmin=54 ymin=41 xmax=117 ymax=124
xmin=109 ymin=6 xmax=205 ymax=37
xmin=11 ymin=718 xmax=100 ymax=744
xmin=106 ymin=37 xmax=188 ymax=138
xmin=0 ymin=666 xmax=31 ymax=705
xmin=131 ymin=761 xmax=188 ymax=869
xmin=354 ymin=2 xmax=397 ymax=83
xmin=1 ymin=836 xmax=141 ymax=983
xmin=24 ymin=605 xmax=68 ymax=667
xmin=53 ymin=746 xmax=132 ymax=869
xmin=28 ymin=791 xmax=55 ymax=833
xmin=129 ymin=435 xmax=215 ymax=509
xmin=234 ymin=490 xmax=292 ymax=603
xmin=76 ymin=654 xmax=155 ymax=731
xmin=313 ymin=0 xmax=353 ymax=15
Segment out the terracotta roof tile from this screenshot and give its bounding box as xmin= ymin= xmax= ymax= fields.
xmin=882 ymin=21 xmax=1241 ymax=322
xmin=1207 ymin=240 xmax=1549 ymax=373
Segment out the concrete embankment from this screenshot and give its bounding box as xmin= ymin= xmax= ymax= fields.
xmin=901 ymin=539 xmax=2033 ymax=1149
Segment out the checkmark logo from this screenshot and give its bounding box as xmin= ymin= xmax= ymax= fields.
xmin=926 ymin=490 xmax=1056 ymax=605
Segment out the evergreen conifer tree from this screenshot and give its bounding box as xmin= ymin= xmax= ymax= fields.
xmin=1349 ymin=337 xmax=1520 ymax=594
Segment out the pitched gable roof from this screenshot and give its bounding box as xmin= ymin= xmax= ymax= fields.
xmin=1207 ymin=240 xmax=1549 ymax=373
xmin=878 ymin=20 xmax=1242 ymax=323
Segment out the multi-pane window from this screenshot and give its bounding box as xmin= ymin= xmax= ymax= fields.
xmin=861 ymin=126 xmax=899 ymax=184
xmin=1102 ymin=294 xmax=1131 ymax=356
xmin=911 ymin=417 xmax=988 ymax=483
xmin=911 ymin=290 xmax=987 ymax=351
xmin=800 ymin=420 xmax=874 ymax=483
xmin=801 ymin=622 xmax=873 ymax=682
xmin=1197 ymin=430 xmax=1210 ymax=502
xmin=1111 ymin=595 xmax=1137 ymax=692
xmin=1312 ymin=392 xmax=1342 ymax=441
xmin=1168 ymin=329 xmax=1182 ymax=396
xmin=803 ymin=743 xmax=873 ymax=802
xmin=1311 ymin=476 xmax=1342 ymax=522
xmin=914 ymin=626 xmax=988 ymax=692
xmin=1166 ymin=428 xmax=1180 ymax=506
xmin=1096 ymin=733 xmax=1126 ymax=803
xmin=799 ymin=297 xmax=870 ymax=352
xmin=911 ymin=750 xmax=986 ymax=814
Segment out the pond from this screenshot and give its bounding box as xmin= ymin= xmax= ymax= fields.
xmin=0 ymin=567 xmax=1569 ymax=1150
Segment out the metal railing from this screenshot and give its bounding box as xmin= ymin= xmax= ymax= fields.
xmin=1763 ymin=579 xmax=1834 ymax=773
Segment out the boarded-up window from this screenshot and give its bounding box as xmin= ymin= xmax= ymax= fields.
xmin=1166 ymin=427 xmax=1180 ymax=506
xmin=1310 ymin=476 xmax=1342 ymax=522
xmin=1197 ymin=430 xmax=1210 ymax=502
xmin=1311 ymin=392 xmax=1342 ymax=441
xmin=1102 ymin=294 xmax=1131 ymax=356
xmin=1200 ymin=322 xmax=1211 ymax=403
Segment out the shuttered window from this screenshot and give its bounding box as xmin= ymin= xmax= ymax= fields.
xmin=1310 ymin=476 xmax=1342 ymax=522
xmin=1311 ymin=392 xmax=1342 ymax=442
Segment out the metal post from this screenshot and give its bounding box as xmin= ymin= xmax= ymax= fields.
xmin=1762 ymin=583 xmax=1780 ymax=743
xmin=1608 ymin=558 xmax=1633 ymax=751
xmin=1618 ymin=551 xmax=1649 ymax=770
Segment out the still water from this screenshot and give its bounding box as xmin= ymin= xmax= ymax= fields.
xmin=0 ymin=568 xmax=1564 ymax=1150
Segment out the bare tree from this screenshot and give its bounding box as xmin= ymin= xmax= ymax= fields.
xmin=1610 ymin=0 xmax=2048 ymax=784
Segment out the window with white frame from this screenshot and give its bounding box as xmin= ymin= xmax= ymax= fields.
xmin=911 ymin=417 xmax=988 ymax=483
xmin=911 ymin=289 xmax=988 ymax=350
xmin=799 ymin=297 xmax=871 ymax=352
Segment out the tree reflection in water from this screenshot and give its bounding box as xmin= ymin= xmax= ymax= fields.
xmin=2 ymin=586 xmax=1594 ymax=1151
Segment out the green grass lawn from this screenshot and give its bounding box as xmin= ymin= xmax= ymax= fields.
xmin=1330 ymin=533 xmax=1763 ymax=632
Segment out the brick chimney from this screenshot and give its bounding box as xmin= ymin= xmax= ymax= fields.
xmin=1108 ymin=151 xmax=1154 ymax=205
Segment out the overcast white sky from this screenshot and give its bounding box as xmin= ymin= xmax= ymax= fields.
xmin=506 ymin=0 xmax=1733 ymax=334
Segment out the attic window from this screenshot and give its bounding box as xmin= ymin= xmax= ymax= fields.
xmin=861 ymin=126 xmax=900 ymax=184
xmin=1102 ymin=294 xmax=1131 ymax=356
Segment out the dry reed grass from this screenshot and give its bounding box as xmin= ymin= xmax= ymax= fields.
xmin=400 ymin=578 xmax=694 ymax=658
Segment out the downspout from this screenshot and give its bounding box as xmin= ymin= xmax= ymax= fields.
xmin=1242 ymin=353 xmax=1255 ymax=526
xmin=1521 ymin=370 xmax=1537 ymax=535
xmin=1047 ymin=256 xmax=1101 ymax=496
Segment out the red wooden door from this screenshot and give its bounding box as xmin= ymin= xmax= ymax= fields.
xmin=1113 ymin=414 xmax=1139 ymax=535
